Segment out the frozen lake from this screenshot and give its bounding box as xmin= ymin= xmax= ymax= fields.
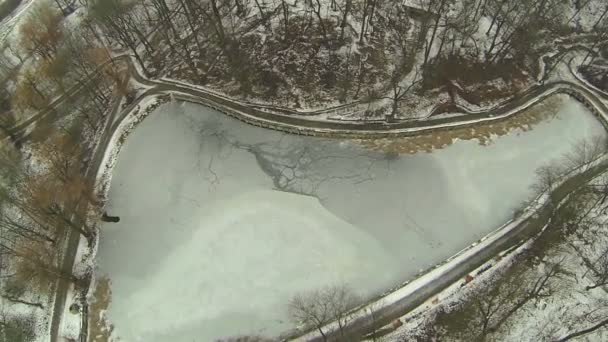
xmin=97 ymin=96 xmax=606 ymax=341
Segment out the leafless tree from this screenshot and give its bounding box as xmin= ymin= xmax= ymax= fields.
xmin=421 ymin=0 xmax=449 ymax=67
xmin=88 ymin=0 xmax=153 ymax=75
xmin=584 ymin=249 xmax=608 ymax=291
xmin=531 ymin=161 xmax=566 ymax=206
xmin=19 ymin=2 xmax=64 ymax=61
xmin=563 ymin=136 xmax=607 ymax=172
xmin=359 ymin=0 xmax=371 ymax=43
xmin=288 ymin=284 xmax=360 ymax=341
xmin=434 ymin=260 xmax=564 ymax=341
xmin=382 ymin=67 xmax=422 ymax=120
xmin=339 ymin=0 xmax=352 ymax=41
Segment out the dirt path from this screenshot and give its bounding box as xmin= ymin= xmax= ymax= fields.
xmin=87 ymin=278 xmax=112 ymax=342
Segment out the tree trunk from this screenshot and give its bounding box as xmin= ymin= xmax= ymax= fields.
xmin=424 ymin=0 xmax=448 ymax=66
xmin=281 ymin=0 xmax=290 ymax=38
xmin=313 ymin=0 xmax=328 ymax=42
xmin=340 ymin=0 xmax=351 ymax=41
xmin=210 ymin=0 xmax=226 ymax=45
xmin=360 ymin=0 xmax=370 ymax=44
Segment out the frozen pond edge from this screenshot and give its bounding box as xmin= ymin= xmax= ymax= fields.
xmin=89 ymin=83 xmax=608 ymax=341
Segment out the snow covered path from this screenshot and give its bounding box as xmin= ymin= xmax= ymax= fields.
xmin=97 ymin=96 xmax=605 ymax=341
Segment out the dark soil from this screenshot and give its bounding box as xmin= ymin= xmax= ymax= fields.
xmin=580 ymin=63 xmax=608 ymax=92
xmin=422 ymin=56 xmax=531 ymax=111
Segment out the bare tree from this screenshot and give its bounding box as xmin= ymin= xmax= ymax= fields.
xmin=280 ymin=0 xmax=290 ymax=39
xmin=339 ymin=0 xmax=352 ymax=41
xmin=310 ymin=0 xmax=328 ymax=42
xmin=362 ymin=300 xmax=386 ymax=341
xmin=206 ymin=0 xmax=227 ymax=48
xmin=19 ymin=2 xmax=64 ymax=61
xmin=531 ymin=162 xmax=565 ymax=203
xmin=88 ymin=0 xmax=152 ymax=75
xmin=532 ymin=137 xmax=608 ymax=209
xmin=434 ymin=260 xmax=563 ymax=341
xmin=584 ymin=249 xmax=608 ymax=291
xmin=288 ymin=284 xmax=360 ymax=341
xmin=382 ymin=67 xmax=421 ymax=121
xmin=422 ymin=0 xmax=449 ymax=67
xmin=563 ymin=136 xmax=607 ymax=172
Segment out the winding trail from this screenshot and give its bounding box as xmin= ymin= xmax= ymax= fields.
xmin=26 ymin=50 xmax=608 ymax=341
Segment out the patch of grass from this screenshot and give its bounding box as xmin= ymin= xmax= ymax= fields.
xmin=357 ymin=95 xmax=562 ymax=155
xmin=88 ymin=277 xmax=113 ymax=342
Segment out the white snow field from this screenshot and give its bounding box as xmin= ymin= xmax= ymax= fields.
xmin=98 ymin=96 xmax=606 ymax=341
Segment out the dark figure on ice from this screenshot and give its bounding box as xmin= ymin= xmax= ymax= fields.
xmin=102 ymin=212 xmax=120 ymax=223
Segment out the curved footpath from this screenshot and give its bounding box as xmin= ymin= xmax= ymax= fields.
xmin=128 ymin=56 xmax=608 ymax=139
xmin=31 ymin=53 xmax=608 ymax=341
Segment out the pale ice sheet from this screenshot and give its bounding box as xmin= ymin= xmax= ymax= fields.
xmin=98 ymin=97 xmax=606 ymax=341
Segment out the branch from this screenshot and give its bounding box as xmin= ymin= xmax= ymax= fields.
xmin=585 ymin=281 xmax=608 ymax=291
xmin=1 ymin=294 xmax=44 ymax=309
xmin=555 ymin=317 xmax=608 ymax=342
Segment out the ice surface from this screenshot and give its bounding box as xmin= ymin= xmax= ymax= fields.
xmin=97 ymin=97 xmax=606 ymax=341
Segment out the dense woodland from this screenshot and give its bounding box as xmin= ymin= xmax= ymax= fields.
xmin=0 ymin=0 xmax=606 ymax=114
xmin=81 ymin=0 xmax=608 ymax=110
xmin=0 ymin=0 xmax=606 ymax=341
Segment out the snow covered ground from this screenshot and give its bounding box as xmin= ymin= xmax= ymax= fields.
xmin=97 ymin=96 xmax=606 ymax=341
